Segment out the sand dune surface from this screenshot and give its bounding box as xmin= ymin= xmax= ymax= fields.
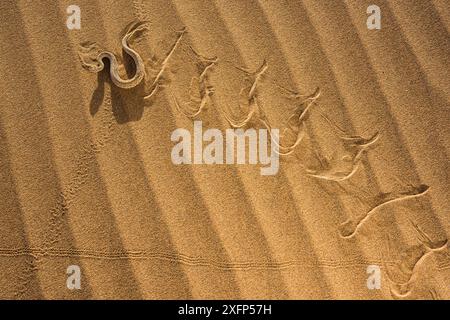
xmin=0 ymin=0 xmax=448 ymax=299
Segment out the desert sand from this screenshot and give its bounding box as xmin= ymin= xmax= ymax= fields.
xmin=0 ymin=0 xmax=449 ymax=299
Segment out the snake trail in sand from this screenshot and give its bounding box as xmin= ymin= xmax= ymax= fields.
xmin=78 ymin=21 xmax=147 ymax=89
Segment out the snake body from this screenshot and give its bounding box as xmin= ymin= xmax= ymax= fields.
xmin=79 ymin=21 xmax=146 ymax=89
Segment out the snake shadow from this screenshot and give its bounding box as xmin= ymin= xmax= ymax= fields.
xmin=89 ymin=54 xmax=148 ymax=124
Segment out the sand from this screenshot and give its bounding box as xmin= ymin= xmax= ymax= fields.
xmin=0 ymin=0 xmax=448 ymax=299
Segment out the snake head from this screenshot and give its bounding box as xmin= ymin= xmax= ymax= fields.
xmin=78 ymin=41 xmax=105 ymax=73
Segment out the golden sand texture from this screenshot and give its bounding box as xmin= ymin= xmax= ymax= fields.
xmin=0 ymin=0 xmax=449 ymax=299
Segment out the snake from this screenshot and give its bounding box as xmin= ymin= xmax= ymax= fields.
xmin=79 ymin=20 xmax=147 ymax=89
